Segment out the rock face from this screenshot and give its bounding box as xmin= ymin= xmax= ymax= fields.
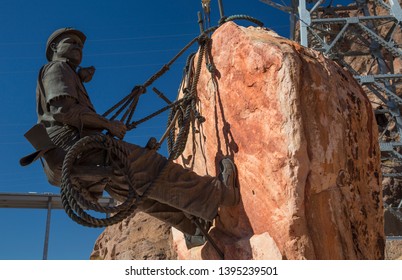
xmin=342 ymin=1 xmax=402 ymax=209
xmin=90 ymin=211 xmax=176 ymax=260
xmin=385 ymin=239 xmax=402 ymax=260
xmin=172 ymin=22 xmax=385 ymax=260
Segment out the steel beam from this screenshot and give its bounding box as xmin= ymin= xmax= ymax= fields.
xmin=0 ymin=192 xmax=114 ymax=210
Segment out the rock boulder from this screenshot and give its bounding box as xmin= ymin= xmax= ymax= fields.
xmin=90 ymin=211 xmax=176 ymax=260
xmin=172 ymin=22 xmax=385 ymax=260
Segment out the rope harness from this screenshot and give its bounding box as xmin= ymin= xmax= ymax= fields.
xmin=60 ymin=14 xmax=263 ymax=258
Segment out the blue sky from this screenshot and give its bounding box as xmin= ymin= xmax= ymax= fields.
xmin=0 ymin=0 xmax=290 ymax=260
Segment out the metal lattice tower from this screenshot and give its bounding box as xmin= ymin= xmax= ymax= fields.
xmin=261 ymin=0 xmax=402 ymax=189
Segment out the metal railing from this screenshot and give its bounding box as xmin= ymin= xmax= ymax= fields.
xmin=0 ymin=192 xmax=114 ymax=259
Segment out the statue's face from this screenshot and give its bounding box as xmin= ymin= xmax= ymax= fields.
xmin=52 ymin=33 xmax=83 ymax=67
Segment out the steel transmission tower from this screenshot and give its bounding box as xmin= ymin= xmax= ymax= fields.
xmin=261 ymin=0 xmax=402 ymax=191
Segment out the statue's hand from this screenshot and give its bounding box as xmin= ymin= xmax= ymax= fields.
xmin=107 ymin=120 xmax=127 ymax=139
xmin=78 ymin=66 xmax=96 ymax=83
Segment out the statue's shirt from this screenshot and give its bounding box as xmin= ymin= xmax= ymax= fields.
xmin=36 ymin=60 xmax=97 ymax=150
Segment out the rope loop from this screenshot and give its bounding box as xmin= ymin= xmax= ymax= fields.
xmin=224 ymin=14 xmax=264 ymax=27
xmin=61 ymin=134 xmax=141 ymax=227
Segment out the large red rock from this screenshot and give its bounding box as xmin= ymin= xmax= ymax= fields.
xmin=90 ymin=211 xmax=176 ymax=260
xmin=172 ymin=22 xmax=385 ymax=260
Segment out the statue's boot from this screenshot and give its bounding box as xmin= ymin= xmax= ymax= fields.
xmin=184 ymin=219 xmax=212 ymax=249
xmin=184 ymin=157 xmax=240 ymax=248
xmin=219 ymin=157 xmax=240 ymax=206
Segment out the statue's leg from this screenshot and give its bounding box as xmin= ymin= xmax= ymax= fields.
xmin=137 ymin=198 xmax=198 ymax=235
xmin=119 ymin=144 xmax=221 ymax=221
xmin=148 ymin=162 xmax=223 ymax=221
xmin=57 ymin=140 xmax=238 ymax=224
xmin=121 ymin=141 xmax=239 ymax=222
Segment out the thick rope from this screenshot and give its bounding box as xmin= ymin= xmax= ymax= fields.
xmin=167 ymin=41 xmax=207 ymax=160
xmin=61 ymin=135 xmax=143 ymax=227
xmin=221 ymin=14 xmax=264 ymax=27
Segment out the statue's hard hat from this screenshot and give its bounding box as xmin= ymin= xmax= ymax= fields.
xmin=45 ymin=27 xmax=86 ymax=61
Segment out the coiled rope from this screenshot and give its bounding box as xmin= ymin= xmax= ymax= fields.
xmin=61 ymin=135 xmax=139 ymax=227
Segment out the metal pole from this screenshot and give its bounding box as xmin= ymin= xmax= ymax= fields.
xmin=218 ymin=0 xmax=225 ymax=19
xmin=43 ymin=196 xmax=52 ymax=260
xmin=298 ymin=0 xmax=310 ymax=47
xmin=198 ymin=11 xmax=204 ymax=33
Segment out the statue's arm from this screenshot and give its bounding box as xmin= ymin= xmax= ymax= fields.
xmin=42 ymin=62 xmax=126 ymax=138
xmin=49 ymin=96 xmax=107 ymax=129
xmin=49 ymin=95 xmax=126 ymax=139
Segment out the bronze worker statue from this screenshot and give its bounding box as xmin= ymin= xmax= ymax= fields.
xmin=20 ymin=28 xmax=240 ymax=246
